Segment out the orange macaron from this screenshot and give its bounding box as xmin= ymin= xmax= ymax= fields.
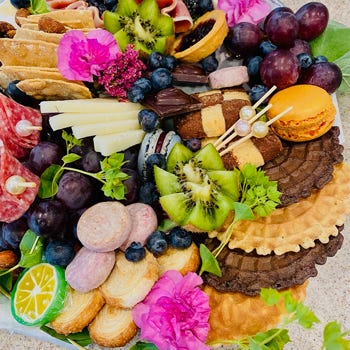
xmin=267 ymin=85 xmax=336 ymax=142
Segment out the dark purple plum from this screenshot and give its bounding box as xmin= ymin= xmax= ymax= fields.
xmin=298 ymin=62 xmax=342 ymax=94
xmin=295 ymin=2 xmax=329 ymax=41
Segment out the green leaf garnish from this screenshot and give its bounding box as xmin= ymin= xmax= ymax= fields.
xmin=260 ymin=288 xmax=283 ymax=306
xmin=130 ymin=341 xmax=159 ymax=350
xmin=233 ymin=201 xmax=254 ymax=223
xmin=248 ymin=329 xmax=290 ymax=350
xmin=38 ymin=164 xmax=62 ymax=198
xmin=0 ymin=272 xmax=13 ymax=298
xmin=29 ymin=0 xmax=49 ymax=14
xmin=198 ymin=244 xmax=222 ymax=277
xmin=334 ymin=51 xmax=350 ymax=93
xmin=322 ymin=321 xmax=350 ymax=350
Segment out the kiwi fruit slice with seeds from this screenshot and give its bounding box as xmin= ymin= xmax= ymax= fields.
xmin=154 ymin=143 xmax=239 ymax=231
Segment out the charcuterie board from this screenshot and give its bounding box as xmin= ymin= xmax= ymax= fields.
xmin=0 ymin=0 xmax=350 ymax=349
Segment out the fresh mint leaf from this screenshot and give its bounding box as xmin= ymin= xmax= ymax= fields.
xmin=130 ymin=341 xmax=158 ymax=350
xmin=322 ymin=321 xmax=350 ymax=350
xmin=334 ymin=51 xmax=350 ymax=93
xmin=30 ymin=0 xmax=49 ymax=14
xmin=62 ymin=153 xmax=81 ymax=164
xmin=19 ymin=230 xmax=43 ymax=268
xmin=38 ymin=164 xmax=62 ymax=198
xmin=199 ymin=244 xmax=222 ymax=277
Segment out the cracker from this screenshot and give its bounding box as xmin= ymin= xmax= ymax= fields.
xmin=209 ymin=162 xmax=350 ymax=255
xmin=0 ymin=38 xmax=58 ymax=67
xmin=14 ymin=27 xmax=64 ymax=44
xmin=16 ymin=78 xmax=92 ymax=100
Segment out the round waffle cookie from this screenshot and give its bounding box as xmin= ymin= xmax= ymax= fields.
xmin=203 ymin=228 xmax=344 ymax=296
xmin=204 ymin=282 xmax=308 ymax=343
xmin=209 ymin=162 xmax=350 ymax=255
xmin=262 ymin=127 xmax=344 ymax=207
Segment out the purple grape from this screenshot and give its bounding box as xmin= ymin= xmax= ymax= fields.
xmin=264 ymin=11 xmax=299 ymax=48
xmin=224 ymin=22 xmax=263 ymax=59
xmin=289 ymin=39 xmax=311 ymax=57
xmin=263 ymin=7 xmax=294 ymax=31
xmin=298 ymin=62 xmax=342 ymax=94
xmin=81 ymin=150 xmax=103 ymax=173
xmin=122 ymin=144 xmax=140 ymax=171
xmin=2 ymin=217 xmax=28 ymax=250
xmin=260 ymin=49 xmax=300 ymax=90
xmin=295 ymin=2 xmax=329 ymax=41
xmin=120 ymin=168 xmax=140 ymax=205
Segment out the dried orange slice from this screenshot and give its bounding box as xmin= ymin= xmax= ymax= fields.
xmin=11 ymin=263 xmax=68 ymax=326
xmin=171 ymin=10 xmax=228 ymax=63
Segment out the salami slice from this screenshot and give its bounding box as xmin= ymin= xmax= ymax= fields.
xmin=0 ymin=93 xmax=42 ymax=157
xmin=0 ymin=143 xmax=40 ymax=223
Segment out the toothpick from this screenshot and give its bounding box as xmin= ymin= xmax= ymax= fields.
xmin=252 ymin=85 xmax=277 ymax=109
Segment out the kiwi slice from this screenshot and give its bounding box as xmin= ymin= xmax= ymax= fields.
xmin=103 ymin=0 xmax=174 ymax=56
xmin=154 ymin=143 xmax=239 ymax=231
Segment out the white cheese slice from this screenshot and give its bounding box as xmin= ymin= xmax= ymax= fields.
xmin=49 ymin=111 xmax=139 ymax=131
xmin=94 ymin=129 xmax=145 ymax=156
xmin=72 ymin=119 xmax=141 ymax=139
xmin=40 ymin=98 xmax=142 ymax=114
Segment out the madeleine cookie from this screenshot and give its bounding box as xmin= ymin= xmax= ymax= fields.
xmin=88 ymin=305 xmax=137 ymax=348
xmin=100 ymin=251 xmax=159 ymax=308
xmin=267 ymin=84 xmax=336 ymax=142
xmin=50 ymin=287 xmax=105 ymax=335
xmin=157 ymin=243 xmax=200 ymax=276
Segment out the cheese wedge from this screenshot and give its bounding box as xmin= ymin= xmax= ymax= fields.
xmin=94 ymin=129 xmax=145 ymax=156
xmin=49 ymin=111 xmax=139 ymax=131
xmin=72 ymin=119 xmax=141 ymax=139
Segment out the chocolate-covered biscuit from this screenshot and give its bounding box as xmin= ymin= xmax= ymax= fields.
xmin=262 ymin=127 xmax=344 ymax=207
xmin=203 ymin=227 xmax=344 ymax=296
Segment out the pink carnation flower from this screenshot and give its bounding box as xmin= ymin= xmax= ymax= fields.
xmin=57 ymin=29 xmax=120 ymax=82
xmin=133 ymin=270 xmax=211 ymax=350
xmin=217 ymin=0 xmax=271 ymax=27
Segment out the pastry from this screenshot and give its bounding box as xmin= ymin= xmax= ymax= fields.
xmin=267 ymin=84 xmax=336 ymax=142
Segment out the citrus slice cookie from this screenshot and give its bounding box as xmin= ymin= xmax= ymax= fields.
xmin=50 ymin=287 xmax=105 ymax=335
xmin=210 ymin=162 xmax=350 ymax=255
xmin=100 ymin=251 xmax=159 ymax=308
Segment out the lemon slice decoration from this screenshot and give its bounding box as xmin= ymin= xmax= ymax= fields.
xmin=11 ymin=263 xmax=68 ymax=326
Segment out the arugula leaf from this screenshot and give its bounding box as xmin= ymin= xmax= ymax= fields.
xmin=30 ymin=0 xmax=49 ymax=14
xmin=18 ymin=230 xmax=43 ymax=268
xmin=199 ymin=244 xmax=222 ymax=277
xmin=40 ymin=325 xmax=92 ymax=347
xmin=130 ymin=341 xmax=159 ymax=350
xmin=322 ymin=321 xmax=350 ymax=350
xmin=334 ymin=51 xmax=350 ymax=93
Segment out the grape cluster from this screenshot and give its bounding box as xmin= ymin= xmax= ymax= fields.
xmin=224 ymin=2 xmax=342 ymax=94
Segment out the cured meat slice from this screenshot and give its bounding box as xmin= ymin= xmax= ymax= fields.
xmin=0 ymin=93 xmax=42 ymax=158
xmin=0 ymin=144 xmax=40 ymax=223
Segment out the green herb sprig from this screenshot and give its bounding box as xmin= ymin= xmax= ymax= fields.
xmin=38 ymin=131 xmax=129 ymax=200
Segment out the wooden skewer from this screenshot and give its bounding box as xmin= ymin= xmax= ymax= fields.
xmin=252 ymin=85 xmax=277 ymax=110
xmin=215 ymin=104 xmax=272 ymax=151
xmin=219 ymin=106 xmax=293 ymax=157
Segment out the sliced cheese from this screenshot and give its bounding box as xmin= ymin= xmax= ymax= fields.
xmin=72 ymin=119 xmax=141 ymax=139
xmin=40 ymin=98 xmax=142 ymax=114
xmin=94 ymin=129 xmax=145 ymax=156
xmin=49 ymin=111 xmax=139 ymax=131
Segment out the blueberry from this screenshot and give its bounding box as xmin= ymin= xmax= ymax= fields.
xmin=104 ymin=0 xmax=118 ymax=11
xmin=45 ymin=240 xmax=75 ymax=267
xmin=249 ymin=84 xmax=269 ymax=105
xmin=259 ymin=41 xmax=277 ymax=56
xmin=125 ymin=242 xmax=146 ymax=262
xmin=314 ymin=55 xmax=328 ymax=64
xmin=146 ymin=230 xmax=168 ymax=255
xmin=150 ymin=68 xmax=173 ymax=90
xmin=127 ymin=85 xmax=145 ymax=102
xmin=168 ymin=227 xmax=192 ymax=249
xmin=162 ymin=55 xmax=177 ymax=71
xmin=6 ymin=80 xmax=35 ymax=107
xmin=145 ymin=153 xmax=166 ymax=181
xmin=148 ymin=52 xmax=164 ymax=70
xmin=184 ymin=138 xmax=201 ymax=152
xmin=138 ymin=182 xmax=159 ymax=205
xmin=10 ymin=0 xmax=30 ymax=8
xmin=200 ymin=54 xmax=218 ymax=73
xmin=138 ymin=109 xmax=160 ymax=132
xmin=133 ymin=78 xmax=152 ymax=95
xmin=199 ymin=0 xmax=214 ymax=12
xmin=297 ymin=53 xmax=313 ymax=69
xmin=247 ymin=56 xmax=263 ymax=78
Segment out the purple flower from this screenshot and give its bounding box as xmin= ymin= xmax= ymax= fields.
xmin=133 ymin=270 xmax=210 ymax=350
xmin=57 ymin=29 xmax=120 ymax=82
xmin=217 ymin=0 xmax=271 ymax=27
xmin=98 ymin=44 xmax=146 ymax=100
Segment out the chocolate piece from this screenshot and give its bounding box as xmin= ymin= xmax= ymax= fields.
xmin=172 ymin=63 xmax=209 ymax=85
xmin=203 ymin=227 xmax=344 ymax=296
xmin=262 ymin=127 xmax=344 ymax=207
xmin=142 ymin=87 xmax=203 ymax=118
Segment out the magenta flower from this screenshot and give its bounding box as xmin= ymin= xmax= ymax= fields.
xmin=133 ymin=270 xmax=211 ymax=350
xmin=57 ymin=29 xmax=120 ymax=82
xmin=98 ymin=44 xmax=146 ymax=100
xmin=217 ymin=0 xmax=271 ymax=27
